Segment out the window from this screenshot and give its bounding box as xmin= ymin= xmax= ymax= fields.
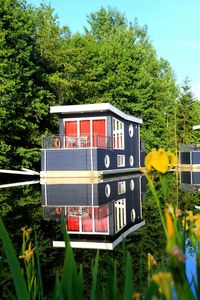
xmin=130 ymin=179 xmax=135 ymax=191
xmin=104 ymin=155 xmax=110 ymax=168
xmin=64 ymin=118 xmax=106 ymax=148
xmin=129 ymin=124 xmax=134 ymax=137
xmin=105 ymin=184 xmax=111 ymax=197
xmin=113 ymin=118 xmax=124 ymax=149
xmin=129 ymin=155 xmax=134 ymax=166
xmin=114 ymin=199 xmax=126 ymax=233
xmin=131 ymin=209 xmax=136 ymax=222
xmin=66 ymin=206 xmax=109 ymax=234
xmin=117 ymin=155 xmax=125 ymax=167
xmin=118 ymin=181 xmax=126 ymax=194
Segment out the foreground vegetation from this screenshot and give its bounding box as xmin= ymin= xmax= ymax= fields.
xmin=1 ymin=149 xmax=200 ymax=299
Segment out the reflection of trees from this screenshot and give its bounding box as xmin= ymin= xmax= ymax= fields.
xmin=2 ymin=174 xmax=199 ymax=297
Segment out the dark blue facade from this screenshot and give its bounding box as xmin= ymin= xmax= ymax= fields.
xmin=42 ymin=174 xmax=146 ymax=237
xmin=41 ymin=110 xmax=143 ymax=173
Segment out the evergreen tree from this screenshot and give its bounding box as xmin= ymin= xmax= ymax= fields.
xmin=177 ymin=78 xmax=194 ymax=145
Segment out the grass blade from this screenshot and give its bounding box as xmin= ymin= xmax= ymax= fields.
xmin=90 ymin=250 xmax=99 ymax=300
xmin=123 ymin=251 xmax=133 ymax=300
xmin=0 ymin=218 xmax=29 ymax=300
xmin=34 ymin=231 xmax=44 ymax=300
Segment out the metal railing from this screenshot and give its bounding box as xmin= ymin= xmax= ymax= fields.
xmin=42 ymin=134 xmax=111 ymax=149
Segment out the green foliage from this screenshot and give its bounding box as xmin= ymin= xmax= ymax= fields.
xmin=176 ymin=78 xmax=195 ymax=145
xmin=0 ymin=0 xmax=54 ymax=170
xmin=0 ymin=1 xmax=198 ymax=169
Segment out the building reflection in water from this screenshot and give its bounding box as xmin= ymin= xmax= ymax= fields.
xmin=41 ymin=174 xmax=146 ymax=250
xmin=180 ymin=171 xmax=200 ymax=192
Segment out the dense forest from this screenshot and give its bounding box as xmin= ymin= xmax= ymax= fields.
xmin=0 ymin=0 xmax=200 ymax=171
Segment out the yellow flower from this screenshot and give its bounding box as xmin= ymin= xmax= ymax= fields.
xmin=193 ymin=227 xmax=200 ymax=238
xmin=143 ymin=148 xmax=177 ymax=174
xmin=133 ymin=291 xmax=140 ymax=300
xmin=152 ymin=272 xmax=173 ymax=300
xmin=165 ymin=209 xmax=175 ymax=239
xmin=19 ymin=242 xmax=35 ymax=262
xmin=182 ymin=219 xmax=189 ymax=231
xmin=166 ymin=151 xmax=178 ymax=170
xmin=21 ymin=227 xmax=32 ymax=239
xmin=147 ymin=253 xmax=157 ymax=271
xmin=165 ymin=208 xmax=176 ymax=252
xmin=186 ymin=210 xmax=194 ymax=222
xmin=193 ymin=216 xmax=200 ymax=237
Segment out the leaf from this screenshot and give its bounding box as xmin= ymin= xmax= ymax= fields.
xmin=0 ymin=218 xmax=30 ymax=300
xmin=123 ymin=251 xmax=133 ymax=300
xmin=90 ymin=250 xmax=99 ymax=300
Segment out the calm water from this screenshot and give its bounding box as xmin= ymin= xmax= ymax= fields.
xmin=1 ymin=172 xmax=200 ymax=297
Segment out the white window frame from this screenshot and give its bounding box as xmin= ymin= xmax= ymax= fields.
xmin=65 ymin=206 xmax=109 ymax=235
xmin=118 ymin=181 xmax=126 ymax=195
xmin=112 ymin=118 xmax=124 ymax=150
xmin=63 ymin=117 xmax=107 ymax=148
xmin=117 ymin=155 xmax=125 ymax=167
xmin=114 ymin=199 xmax=126 ymax=233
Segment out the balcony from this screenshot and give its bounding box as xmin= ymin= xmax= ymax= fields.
xmin=42 ymin=134 xmax=111 ymax=150
xmin=180 ymin=144 xmax=200 ymax=151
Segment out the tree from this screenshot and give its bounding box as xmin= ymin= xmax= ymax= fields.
xmin=66 ymin=7 xmax=178 ymax=150
xmin=176 ymin=78 xmax=194 ymax=145
xmin=0 ymin=0 xmax=54 ymax=170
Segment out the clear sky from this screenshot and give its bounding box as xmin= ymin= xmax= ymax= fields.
xmin=27 ymin=0 xmax=200 ymax=99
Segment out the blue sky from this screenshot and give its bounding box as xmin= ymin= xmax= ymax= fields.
xmin=27 ymin=0 xmax=200 ymax=99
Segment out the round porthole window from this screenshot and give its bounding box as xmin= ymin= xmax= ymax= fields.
xmin=104 ymin=154 xmax=110 ymax=168
xmin=131 ymin=209 xmax=136 ymax=222
xmin=129 ymin=155 xmax=134 ymax=167
xmin=105 ymin=184 xmax=111 ymax=198
xmin=130 ymin=179 xmax=134 ymax=191
xmin=129 ymin=124 xmax=134 ymax=137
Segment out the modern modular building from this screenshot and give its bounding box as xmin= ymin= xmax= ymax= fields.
xmin=41 ymin=103 xmax=144 ymax=178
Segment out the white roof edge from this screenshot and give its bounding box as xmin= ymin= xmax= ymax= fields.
xmin=52 ymin=221 xmax=145 ymax=249
xmin=193 ymin=125 xmax=200 ymax=130
xmin=50 ymin=103 xmax=143 ymax=124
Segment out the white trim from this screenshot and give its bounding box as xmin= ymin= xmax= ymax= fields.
xmin=44 ymin=184 xmax=47 ymax=206
xmin=118 ymin=181 xmax=126 ymax=195
xmin=114 ymin=198 xmax=126 ymax=233
xmin=117 ymin=155 xmax=125 ymax=167
xmin=138 ymin=125 xmax=141 ymax=167
xmin=0 ymin=180 xmax=39 ymax=189
xmin=44 ymin=149 xmax=47 ymax=171
xmin=51 ymin=103 xmax=143 ymax=124
xmin=139 ymin=176 xmax=142 ymax=218
xmin=113 ymin=117 xmax=124 ymax=150
xmin=193 ymin=125 xmax=200 ymax=130
xmin=53 ymin=221 xmax=145 ymax=250
xmin=63 ymin=116 xmax=107 ymax=148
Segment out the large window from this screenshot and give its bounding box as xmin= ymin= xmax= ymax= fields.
xmin=65 ymin=206 xmax=109 ymax=234
xmin=64 ymin=118 xmax=106 ymax=148
xmin=113 ymin=118 xmax=124 ymax=149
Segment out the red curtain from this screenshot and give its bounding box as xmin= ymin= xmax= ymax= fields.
xmin=92 ymin=120 xmax=105 ymax=147
xmin=80 ymin=120 xmax=90 ymax=146
xmin=65 ymin=121 xmax=77 ymax=137
xmin=94 ymin=207 xmax=108 ymax=232
xmin=67 ymin=217 xmax=79 ymax=231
